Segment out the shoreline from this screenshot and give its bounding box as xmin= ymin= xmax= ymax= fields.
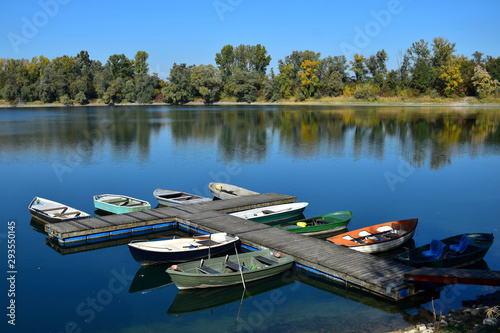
xmin=1 ymin=100 xmax=500 ymax=109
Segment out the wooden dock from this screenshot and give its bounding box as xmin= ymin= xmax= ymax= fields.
xmin=44 ymin=193 xmax=419 ymax=300
xmin=404 ymin=267 xmax=500 ymax=286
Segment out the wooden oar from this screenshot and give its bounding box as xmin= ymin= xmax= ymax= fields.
xmin=234 ymin=244 xmax=246 ymax=290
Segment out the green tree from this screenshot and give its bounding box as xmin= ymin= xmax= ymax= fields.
xmin=124 ymin=80 xmax=136 ymax=102
xmin=162 ymin=63 xmax=194 ymax=104
xmin=75 ymin=91 xmax=88 ymax=105
xmin=432 ymin=37 xmax=456 ymax=70
xmin=135 ymin=73 xmax=155 ymax=103
xmin=262 ymin=68 xmax=281 ymax=101
xmin=103 ymin=77 xmax=125 ymax=104
xmin=324 ymin=72 xmax=344 ymax=97
xmin=486 ymin=56 xmax=500 ymax=82
xmin=350 ymin=53 xmax=368 ymax=82
xmin=215 ymin=45 xmax=235 ymax=81
xmin=412 ymin=58 xmax=432 ymax=93
xmin=107 ymin=54 xmax=134 ymax=79
xmin=191 ymin=64 xmax=223 ymax=104
xmin=134 ymin=51 xmax=149 ymax=75
xmin=251 ymin=44 xmax=271 ymax=78
xmin=278 ymin=64 xmax=294 ymax=98
xmin=228 ymin=70 xmax=259 ymax=103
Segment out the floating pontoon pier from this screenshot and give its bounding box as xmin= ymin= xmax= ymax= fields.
xmin=44 ymin=193 xmax=420 ymax=300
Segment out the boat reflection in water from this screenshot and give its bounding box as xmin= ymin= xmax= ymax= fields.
xmin=129 ymin=263 xmax=173 ymax=294
xmin=292 ymin=269 xmax=442 ymax=326
xmin=167 ymin=271 xmax=295 ymax=316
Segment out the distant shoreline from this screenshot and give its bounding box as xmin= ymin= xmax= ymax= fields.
xmin=1 ymin=99 xmax=500 ymax=108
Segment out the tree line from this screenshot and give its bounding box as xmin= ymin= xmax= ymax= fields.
xmin=1 ymin=37 xmax=499 ymax=105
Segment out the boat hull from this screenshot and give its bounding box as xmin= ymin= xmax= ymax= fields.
xmin=154 ymin=189 xmax=212 ymax=207
xmin=128 ymin=238 xmax=241 ymax=265
xmin=93 ymin=194 xmax=151 ymax=214
xmin=394 ymin=233 xmax=494 ymax=268
xmin=166 ymin=250 xmax=294 ymax=289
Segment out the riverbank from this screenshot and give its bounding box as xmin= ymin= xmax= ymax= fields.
xmin=1 ymin=96 xmax=500 ymax=108
xmin=392 ymin=291 xmax=500 ymax=333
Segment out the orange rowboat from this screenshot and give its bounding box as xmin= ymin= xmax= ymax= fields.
xmin=326 ymin=218 xmax=418 ymax=253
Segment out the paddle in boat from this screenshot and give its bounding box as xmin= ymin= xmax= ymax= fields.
xmin=166 ymin=249 xmax=294 ymax=289
xmin=272 ymin=210 xmax=353 ymax=236
xmin=208 ymin=182 xmax=259 ymax=200
xmin=93 ymin=194 xmax=151 ymax=214
xmin=28 ymin=197 xmax=90 ymax=224
xmin=393 ymin=233 xmax=494 ymax=268
xmin=326 ymin=218 xmax=418 ymax=253
xmin=229 ymin=202 xmax=309 ymax=223
xmin=128 ymin=233 xmax=240 ymax=266
xmin=154 ymin=188 xmax=212 ymax=207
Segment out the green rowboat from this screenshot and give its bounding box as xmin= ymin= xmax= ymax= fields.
xmin=271 ymin=211 xmax=353 ymax=236
xmin=166 ymin=250 xmax=294 ymax=289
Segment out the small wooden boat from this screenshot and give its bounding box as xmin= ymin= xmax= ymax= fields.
xmin=393 ymin=233 xmax=494 ymax=268
xmin=128 ymin=233 xmax=240 ymax=266
xmin=208 ymin=182 xmax=259 ymax=200
xmin=28 ymin=197 xmax=90 ymax=224
xmin=229 ymin=202 xmax=309 ymax=223
xmin=326 ymin=218 xmax=418 ymax=253
xmin=272 ymin=211 xmax=353 ymax=236
xmin=166 ymin=250 xmax=294 ymax=289
xmin=93 ymin=194 xmax=151 ymax=214
xmin=154 ymin=188 xmax=212 ymax=207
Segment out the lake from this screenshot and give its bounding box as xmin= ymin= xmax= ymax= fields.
xmin=1 ymin=104 xmax=499 ymax=333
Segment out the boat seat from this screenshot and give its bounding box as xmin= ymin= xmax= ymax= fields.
xmin=197 ymin=266 xmax=220 ymax=274
xmin=358 ymin=230 xmax=372 ymax=237
xmin=225 ymin=260 xmax=249 ymax=272
xmin=262 ymin=210 xmax=275 ymax=214
xmin=54 ymin=211 xmax=81 ymax=217
xmin=450 ymin=234 xmax=469 ymax=253
xmin=422 ymin=240 xmax=445 ymax=259
xmin=123 ymin=203 xmax=144 ymax=207
xmin=41 ymin=206 xmax=69 ymax=212
xmin=255 ymin=255 xmax=277 ymax=265
xmin=108 ymin=199 xmax=129 ymax=204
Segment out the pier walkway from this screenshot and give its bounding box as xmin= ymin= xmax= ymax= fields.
xmin=45 ymin=193 xmax=421 ymax=300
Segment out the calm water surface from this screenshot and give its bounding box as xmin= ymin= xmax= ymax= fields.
xmin=1 ymin=105 xmax=499 ymax=333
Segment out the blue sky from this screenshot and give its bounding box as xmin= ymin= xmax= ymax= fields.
xmin=1 ymin=0 xmax=499 ymax=79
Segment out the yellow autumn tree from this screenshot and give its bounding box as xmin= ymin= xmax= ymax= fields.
xmin=299 ymin=60 xmax=320 ymax=99
xmin=439 ymin=56 xmax=463 ymax=97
